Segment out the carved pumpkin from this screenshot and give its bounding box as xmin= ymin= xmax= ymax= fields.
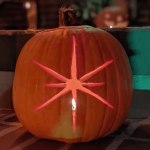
xmin=13 ymin=8 xmax=132 ymax=143
xmin=95 ymin=6 xmax=129 ymax=28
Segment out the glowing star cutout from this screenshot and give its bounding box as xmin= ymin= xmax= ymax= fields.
xmin=33 ymin=36 xmax=114 ymax=131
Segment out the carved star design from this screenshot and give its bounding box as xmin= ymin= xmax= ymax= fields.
xmin=34 ymin=36 xmax=113 ymax=130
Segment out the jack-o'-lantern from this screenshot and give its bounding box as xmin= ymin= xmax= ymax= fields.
xmin=13 ymin=8 xmax=132 ymax=143
xmin=95 ymin=6 xmax=129 ymax=28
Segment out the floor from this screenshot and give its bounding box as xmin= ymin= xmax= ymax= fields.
xmin=0 ymin=109 xmax=150 ymax=150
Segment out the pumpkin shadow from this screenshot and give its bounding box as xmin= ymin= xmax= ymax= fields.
xmin=69 ymin=137 xmax=114 ymax=150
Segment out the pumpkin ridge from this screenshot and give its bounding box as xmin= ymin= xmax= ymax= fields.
xmin=82 ymin=29 xmax=94 ymax=141
xmin=101 ymin=34 xmax=121 ymax=135
xmin=91 ymin=32 xmax=107 ymax=139
xmin=79 ymin=32 xmax=89 ymax=142
xmin=93 ymin=32 xmax=109 ymax=137
xmin=33 ymin=34 xmax=57 ymax=136
xmin=13 ymin=34 xmax=46 ymax=133
xmin=76 ymin=32 xmax=87 ymax=142
xmin=100 ymin=34 xmax=119 ymax=136
xmin=103 ymin=33 xmax=129 ymax=135
xmin=58 ymin=30 xmax=64 ymax=136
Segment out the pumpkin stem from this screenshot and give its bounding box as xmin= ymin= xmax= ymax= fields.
xmin=59 ymin=7 xmax=77 ymax=26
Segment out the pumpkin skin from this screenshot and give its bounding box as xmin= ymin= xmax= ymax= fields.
xmin=95 ymin=6 xmax=129 ymax=28
xmin=13 ymin=25 xmax=132 ymax=143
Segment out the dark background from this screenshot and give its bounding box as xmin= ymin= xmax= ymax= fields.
xmin=0 ymin=0 xmax=150 ymax=29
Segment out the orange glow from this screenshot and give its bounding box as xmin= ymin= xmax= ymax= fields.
xmin=72 ymin=98 xmax=76 ymax=110
xmin=24 ymin=1 xmax=31 ymax=9
xmin=34 ymin=35 xmax=114 ymax=131
xmin=72 ymin=98 xmax=76 ymax=131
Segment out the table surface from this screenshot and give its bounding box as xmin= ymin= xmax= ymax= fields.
xmin=0 ymin=109 xmax=150 ymax=150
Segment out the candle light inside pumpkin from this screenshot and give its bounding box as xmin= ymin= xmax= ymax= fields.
xmin=24 ymin=1 xmax=31 ymax=9
xmin=72 ymin=98 xmax=76 ymax=131
xmin=72 ymin=98 xmax=76 ymax=110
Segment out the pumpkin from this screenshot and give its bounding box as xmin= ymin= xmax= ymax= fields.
xmin=95 ymin=6 xmax=129 ymax=28
xmin=13 ymin=8 xmax=132 ymax=143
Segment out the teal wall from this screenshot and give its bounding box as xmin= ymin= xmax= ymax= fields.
xmin=128 ymin=28 xmax=150 ymax=90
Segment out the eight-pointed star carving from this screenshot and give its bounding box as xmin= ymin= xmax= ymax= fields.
xmin=33 ymin=36 xmax=113 ymax=130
